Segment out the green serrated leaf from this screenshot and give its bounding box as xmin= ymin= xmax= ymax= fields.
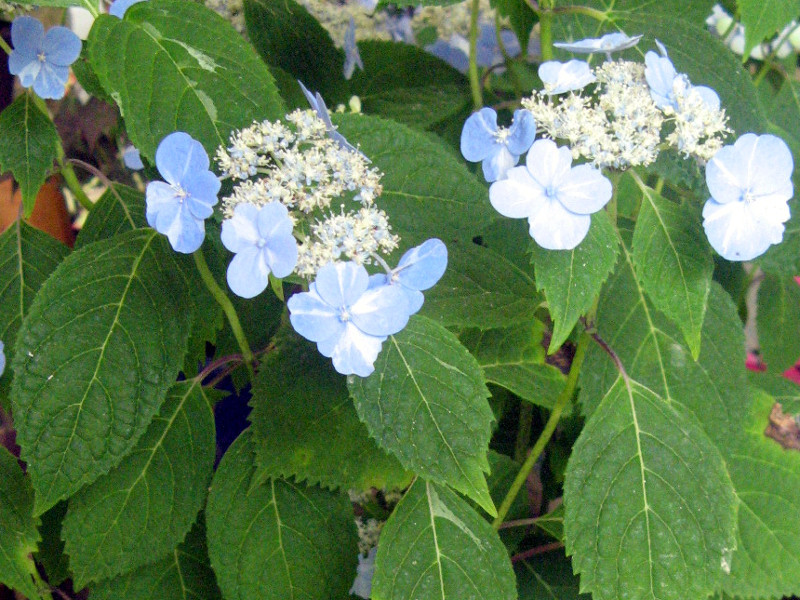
xmin=631 ymin=184 xmax=712 ymax=358
xmin=62 ymin=380 xmax=215 ymax=587
xmin=243 ymin=0 xmax=345 ymax=102
xmin=747 ymin=371 xmax=800 ymax=413
xmin=12 ymin=229 xmax=191 ymax=515
xmin=75 ymin=184 xmax=147 ymax=249
xmin=460 ymin=322 xmax=567 ymax=410
xmin=564 ymin=377 xmax=737 ymax=600
xmin=249 ymin=329 xmax=411 ymax=492
xmin=533 ymin=503 xmax=564 ymax=542
xmin=349 ymin=315 xmax=496 ymax=515
xmin=35 ymin=502 xmax=69 ymax=587
xmin=206 ymin=431 xmax=358 ymax=600
xmin=532 ymin=210 xmax=619 ymax=353
xmin=87 ymin=0 xmax=284 ymax=160
xmin=757 ymin=273 xmax=800 ymax=373
xmin=90 ymin=516 xmax=222 ymax=600
xmin=0 ymin=94 xmax=60 ymax=217
xmin=372 ymin=478 xmax=517 ymax=600
xmin=516 ymin=550 xmax=587 ymax=600
xmin=0 ymin=446 xmax=42 ymax=599
xmin=0 ymin=220 xmax=69 ymax=412
xmin=739 ymin=0 xmax=800 ymax=60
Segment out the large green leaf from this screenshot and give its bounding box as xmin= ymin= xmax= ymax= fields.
xmin=206 ymin=432 xmax=358 ymax=600
xmin=349 ymin=316 xmax=496 ymax=515
xmin=75 ymin=184 xmax=147 ymax=249
xmin=531 ymin=210 xmax=619 ymax=353
xmin=631 ymin=186 xmax=712 ymax=359
xmin=460 ymin=322 xmax=566 ymax=410
xmin=564 ymin=377 xmax=737 ymax=600
xmin=90 ymin=517 xmax=223 ymax=600
xmin=87 ymin=0 xmax=284 ymax=160
xmin=249 ymin=330 xmax=411 ymax=492
xmin=0 ymin=221 xmax=69 ymax=412
xmin=0 ymin=447 xmax=42 ymax=599
xmin=62 ymin=380 xmax=215 ymax=587
xmin=516 ymin=551 xmax=587 ymax=600
xmin=757 ymin=273 xmax=800 ymax=374
xmin=739 ymin=0 xmax=800 ymax=59
xmin=243 ymin=0 xmax=345 ymax=102
xmin=0 ymin=94 xmax=60 ymax=217
xmin=12 ymin=229 xmax=191 ymax=515
xmin=372 ymin=479 xmax=517 ymax=600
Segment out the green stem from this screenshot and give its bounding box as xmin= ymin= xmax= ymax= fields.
xmin=492 ymin=330 xmax=590 ymax=529
xmin=0 ymin=35 xmax=11 ymax=56
xmin=82 ymin=0 xmax=101 ymax=17
xmin=539 ymin=9 xmax=554 ymax=62
xmin=468 ymin=0 xmax=483 ymax=109
xmin=752 ymin=60 xmax=772 ymax=87
xmin=192 ymin=249 xmax=255 ymax=379
xmin=59 ymin=158 xmax=94 ymax=211
xmin=514 ymin=402 xmax=534 ymax=462
xmin=551 ymin=5 xmax=609 ymax=22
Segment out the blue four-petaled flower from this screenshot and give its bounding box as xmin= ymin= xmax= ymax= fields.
xmin=702 ymin=133 xmax=794 ymax=261
xmin=288 ymin=262 xmax=410 ymax=377
xmin=8 ymin=16 xmax=81 ymax=100
xmin=461 ymin=107 xmax=537 ymax=182
xmin=644 ymin=41 xmax=720 ymax=111
xmin=489 ymin=139 xmax=612 ymax=250
xmin=109 ymin=0 xmax=148 ymax=18
xmin=145 ymin=132 xmax=220 ymax=254
xmin=221 ymin=202 xmax=298 ymax=298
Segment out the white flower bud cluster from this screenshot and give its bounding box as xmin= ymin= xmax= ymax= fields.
xmin=355 ymin=517 xmax=384 ymax=554
xmin=204 ymin=0 xmax=245 ymax=32
xmin=217 ymin=109 xmax=396 ymax=279
xmin=523 ymin=59 xmax=729 ymax=169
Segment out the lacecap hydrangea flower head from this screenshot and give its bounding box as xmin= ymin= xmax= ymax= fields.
xmin=8 ymin=16 xmax=81 ymax=100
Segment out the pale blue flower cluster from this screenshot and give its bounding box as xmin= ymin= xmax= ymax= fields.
xmin=145 ymin=132 xmax=220 ymax=254
xmin=644 ymin=41 xmax=719 ymax=112
xmin=460 ymin=108 xmax=536 ymax=182
xmin=8 ymin=16 xmax=81 ymax=100
xmin=703 ymin=134 xmax=794 ymax=261
xmin=288 ymin=239 xmax=447 ymax=376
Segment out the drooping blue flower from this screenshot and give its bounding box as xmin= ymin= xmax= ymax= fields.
xmin=0 ymin=341 xmax=5 ymax=378
xmin=221 ymin=202 xmax=298 ymax=298
xmin=298 ymin=80 xmax=367 ymax=160
xmin=461 ymin=107 xmax=537 ymax=182
xmin=370 ymin=238 xmax=448 ymax=315
xmin=109 ymin=0 xmax=147 ymax=18
xmin=538 ymin=59 xmax=595 ymax=95
xmin=145 ymin=132 xmax=220 ymax=254
xmin=123 ymin=145 xmax=144 ymax=170
xmin=645 ymin=41 xmax=720 ymax=111
xmin=288 ymin=261 xmax=410 ymax=377
xmin=489 ymin=138 xmax=612 ymax=250
xmin=553 ymin=32 xmax=642 ymax=59
xmin=8 ymin=16 xmax=81 ymax=100
xmin=702 ymin=133 xmax=793 ymax=261
xmin=343 ymin=18 xmax=364 ymax=80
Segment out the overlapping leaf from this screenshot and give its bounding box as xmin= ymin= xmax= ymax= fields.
xmin=372 ymin=479 xmax=517 ymax=600
xmin=757 ymin=273 xmax=800 ymax=373
xmin=0 ymin=94 xmax=60 ymax=217
xmin=62 ymin=380 xmax=215 ymax=586
xmin=739 ymin=0 xmax=800 ymax=59
xmin=0 ymin=447 xmax=42 ymax=599
xmin=564 ymin=377 xmax=737 ymax=600
xmin=75 ymin=184 xmax=147 ymax=249
xmin=349 ymin=315 xmax=496 ymax=515
xmin=206 ymin=432 xmax=357 ymax=600
xmin=0 ymin=221 xmax=69 ymax=412
xmin=249 ymin=330 xmax=411 ymax=492
xmin=531 ymin=210 xmax=619 ymax=353
xmin=90 ymin=518 xmax=222 ymax=600
xmin=516 ymin=551 xmax=587 ymax=600
xmin=87 ymin=0 xmax=284 ymax=160
xmin=12 ymin=229 xmax=191 ymax=514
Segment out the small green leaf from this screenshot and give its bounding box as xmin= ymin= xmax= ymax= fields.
xmin=460 ymin=322 xmax=566 ymax=410
xmin=532 ymin=210 xmax=619 ymax=353
xmin=87 ymin=0 xmax=284 ymax=160
xmin=12 ymin=229 xmax=191 ymax=514
xmin=0 ymin=221 xmax=69 ymax=412
xmin=75 ymin=184 xmax=147 ymax=249
xmin=757 ymin=273 xmax=800 ymax=374
xmin=349 ymin=315 xmax=496 ymax=516
xmin=490 ymin=0 xmax=537 ymax=54
xmin=206 ymin=432 xmax=358 ymax=600
xmin=0 ymin=94 xmax=60 ymax=217
xmin=62 ymin=380 xmax=215 ymax=587
xmin=90 ymin=517 xmax=223 ymax=600
xmin=631 ymin=185 xmax=712 ymax=358
xmin=372 ymin=479 xmax=517 ymax=600
xmin=532 ymin=503 xmax=565 ymax=542
xmin=739 ymin=0 xmax=800 ymax=60
xmin=565 ymin=377 xmax=737 ymax=600
xmin=0 ymin=447 xmax=42 ymax=599
xmin=249 ymin=329 xmax=411 ymax=492
xmin=35 ymin=502 xmax=69 ymax=587
xmin=516 ymin=550 xmax=587 ymax=600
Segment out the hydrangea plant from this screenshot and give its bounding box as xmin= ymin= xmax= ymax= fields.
xmin=1 ymin=1 xmax=800 ymax=600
